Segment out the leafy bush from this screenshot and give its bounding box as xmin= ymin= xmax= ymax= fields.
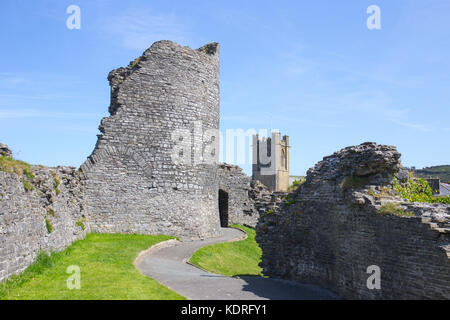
xmin=393 ymin=175 xmax=449 ymax=204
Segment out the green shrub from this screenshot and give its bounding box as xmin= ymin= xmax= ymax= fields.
xmin=393 ymin=175 xmax=449 ymax=204
xmin=378 ymin=203 xmax=413 ymax=217
xmin=265 ymin=209 xmax=274 ymax=215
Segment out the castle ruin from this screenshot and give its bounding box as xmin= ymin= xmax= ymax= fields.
xmin=256 ymin=142 xmax=450 ymax=299
xmin=80 ymin=40 xmax=223 ymax=240
xmin=0 ymin=41 xmax=449 ymax=300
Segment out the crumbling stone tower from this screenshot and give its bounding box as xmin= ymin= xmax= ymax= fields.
xmin=252 ymin=132 xmax=290 ymax=192
xmin=81 ymin=41 xmax=221 ymax=240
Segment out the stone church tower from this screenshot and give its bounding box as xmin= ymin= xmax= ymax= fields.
xmin=252 ymin=132 xmax=290 ymax=192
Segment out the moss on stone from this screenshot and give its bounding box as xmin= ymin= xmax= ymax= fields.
xmin=45 ymin=218 xmax=53 ymax=233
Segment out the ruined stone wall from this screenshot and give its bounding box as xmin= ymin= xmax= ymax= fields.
xmin=217 ymin=163 xmax=256 ymax=227
xmin=0 ymin=166 xmax=87 ymax=281
xmin=256 ymin=142 xmax=450 ymax=299
xmin=217 ymin=163 xmax=287 ymax=228
xmin=81 ymin=41 xmax=221 ymax=240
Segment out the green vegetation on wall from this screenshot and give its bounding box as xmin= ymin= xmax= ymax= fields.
xmin=45 ymin=218 xmax=53 ymax=233
xmin=0 ymin=156 xmax=35 ymax=192
xmin=76 ymin=218 xmax=86 ymax=231
xmin=378 ymin=203 xmax=414 ymax=217
xmin=50 ymin=171 xmax=61 ymax=195
xmin=393 ymin=174 xmax=450 ymax=204
xmin=288 ymin=178 xmax=305 ymax=192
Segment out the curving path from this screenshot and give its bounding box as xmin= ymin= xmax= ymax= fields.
xmin=136 ymin=228 xmax=338 ymax=300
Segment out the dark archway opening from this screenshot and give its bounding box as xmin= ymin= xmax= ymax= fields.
xmin=218 ymin=189 xmax=229 ymax=227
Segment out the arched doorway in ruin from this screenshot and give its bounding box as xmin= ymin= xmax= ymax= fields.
xmin=218 ymin=189 xmax=229 ymax=227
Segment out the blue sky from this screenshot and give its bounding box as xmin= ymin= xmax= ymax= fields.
xmin=0 ymin=0 xmax=449 ymax=176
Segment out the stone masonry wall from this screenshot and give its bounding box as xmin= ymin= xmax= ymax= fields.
xmin=0 ymin=165 xmax=87 ymax=281
xmin=217 ymin=163 xmax=254 ymax=226
xmin=256 ymin=142 xmax=450 ymax=299
xmin=217 ymin=163 xmax=287 ymax=228
xmin=81 ymin=41 xmax=221 ymax=241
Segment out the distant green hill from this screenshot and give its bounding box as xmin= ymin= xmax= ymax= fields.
xmin=414 ymin=165 xmax=450 ymax=183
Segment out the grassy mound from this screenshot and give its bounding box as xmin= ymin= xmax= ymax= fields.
xmin=0 ymin=234 xmax=185 ymax=300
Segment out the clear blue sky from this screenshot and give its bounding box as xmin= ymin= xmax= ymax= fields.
xmin=0 ymin=0 xmax=449 ymax=176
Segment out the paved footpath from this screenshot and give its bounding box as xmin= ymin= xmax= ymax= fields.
xmin=136 ymin=228 xmax=338 ymax=300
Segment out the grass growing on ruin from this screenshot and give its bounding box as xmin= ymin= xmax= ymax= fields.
xmin=0 ymin=155 xmax=34 ymax=179
xmin=189 ymin=225 xmax=263 ymax=277
xmin=0 ymin=234 xmax=185 ymax=300
xmin=0 ymin=155 xmax=36 ymax=192
xmin=378 ymin=203 xmax=414 ymax=217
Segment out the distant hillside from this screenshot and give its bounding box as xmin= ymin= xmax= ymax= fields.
xmin=414 ymin=165 xmax=450 ymax=183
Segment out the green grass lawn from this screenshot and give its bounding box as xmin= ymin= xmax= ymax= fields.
xmin=189 ymin=225 xmax=263 ymax=277
xmin=0 ymin=233 xmax=185 ymax=300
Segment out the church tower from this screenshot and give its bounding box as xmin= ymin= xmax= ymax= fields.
xmin=252 ymin=132 xmax=290 ymax=192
